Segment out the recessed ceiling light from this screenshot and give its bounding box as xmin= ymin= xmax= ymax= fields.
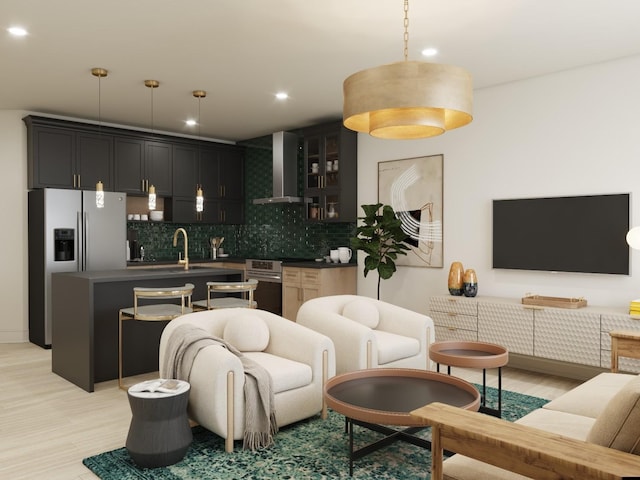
xmin=421 ymin=47 xmax=438 ymax=57
xmin=275 ymin=92 xmax=289 ymax=100
xmin=8 ymin=26 xmax=28 ymax=36
xmin=185 ymin=119 xmax=197 ymax=127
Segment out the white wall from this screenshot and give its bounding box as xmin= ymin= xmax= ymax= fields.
xmin=357 ymin=55 xmax=640 ymax=312
xmin=0 ymin=110 xmax=29 ymax=342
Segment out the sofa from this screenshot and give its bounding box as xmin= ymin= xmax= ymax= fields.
xmin=411 ymin=372 xmax=640 ymax=479
xmin=159 ymin=308 xmax=335 ymax=452
xmin=297 ymin=294 xmax=435 ymax=375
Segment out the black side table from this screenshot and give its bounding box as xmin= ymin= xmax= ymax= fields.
xmin=126 ymin=379 xmax=192 ymax=468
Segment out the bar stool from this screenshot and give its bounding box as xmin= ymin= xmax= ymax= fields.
xmin=119 ymin=283 xmax=194 ymax=389
xmin=192 ymin=279 xmax=258 ymax=310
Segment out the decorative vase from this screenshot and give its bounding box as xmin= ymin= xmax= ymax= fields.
xmin=463 ymin=269 xmax=478 ymax=297
xmin=448 ymin=262 xmax=464 ymax=296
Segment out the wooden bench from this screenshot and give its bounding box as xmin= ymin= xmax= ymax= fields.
xmin=410 ymin=402 xmax=640 ymax=480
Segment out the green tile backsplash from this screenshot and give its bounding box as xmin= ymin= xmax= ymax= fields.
xmin=128 ymin=134 xmax=355 ymax=262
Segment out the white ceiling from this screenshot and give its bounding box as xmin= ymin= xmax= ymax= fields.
xmin=2 ymin=0 xmax=640 ymax=142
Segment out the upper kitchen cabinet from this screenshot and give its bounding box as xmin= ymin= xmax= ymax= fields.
xmin=303 ymin=121 xmax=357 ymax=222
xmin=24 ymin=116 xmax=114 ymax=190
xmin=170 ymin=142 xmax=244 ymax=223
xmin=114 ymin=137 xmax=172 ymax=196
xmin=218 ymin=146 xmax=244 ymax=200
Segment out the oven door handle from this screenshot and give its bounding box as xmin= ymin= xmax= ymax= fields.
xmin=248 ymin=273 xmax=282 ymax=283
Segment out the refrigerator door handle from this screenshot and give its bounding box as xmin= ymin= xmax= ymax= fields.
xmin=83 ymin=211 xmax=89 ymax=271
xmin=76 ymin=211 xmax=83 ymax=272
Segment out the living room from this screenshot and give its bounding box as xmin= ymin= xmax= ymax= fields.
xmin=2 ymin=1 xmax=640 ymax=478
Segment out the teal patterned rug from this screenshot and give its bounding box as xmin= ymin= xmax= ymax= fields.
xmin=83 ymin=386 xmax=547 ymax=479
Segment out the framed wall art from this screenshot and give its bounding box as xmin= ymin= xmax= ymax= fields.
xmin=378 ymin=154 xmax=443 ymax=268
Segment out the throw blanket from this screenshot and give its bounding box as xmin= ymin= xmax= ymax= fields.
xmin=161 ymin=323 xmax=278 ymax=450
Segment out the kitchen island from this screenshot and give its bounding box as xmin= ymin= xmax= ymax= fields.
xmin=51 ymin=266 xmax=242 ymax=392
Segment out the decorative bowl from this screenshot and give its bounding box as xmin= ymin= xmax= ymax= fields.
xmin=149 ymin=210 xmax=164 ymax=221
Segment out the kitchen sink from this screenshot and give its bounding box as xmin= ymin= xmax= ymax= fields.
xmin=142 ymin=265 xmax=210 ymax=273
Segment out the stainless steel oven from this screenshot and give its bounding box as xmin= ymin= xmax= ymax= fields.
xmin=245 ymin=259 xmax=283 ymax=315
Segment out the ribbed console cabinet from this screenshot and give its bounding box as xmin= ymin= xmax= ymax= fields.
xmin=429 ymin=295 xmax=640 ymax=380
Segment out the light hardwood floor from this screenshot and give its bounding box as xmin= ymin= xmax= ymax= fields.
xmin=0 ymin=342 xmax=583 ymax=480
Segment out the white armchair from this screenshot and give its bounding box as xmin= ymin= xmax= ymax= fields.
xmin=297 ymin=294 xmax=435 ymax=375
xmin=159 ymin=308 xmax=335 ymax=452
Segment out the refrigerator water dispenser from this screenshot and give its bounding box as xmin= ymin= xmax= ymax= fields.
xmin=54 ymin=228 xmax=75 ymax=261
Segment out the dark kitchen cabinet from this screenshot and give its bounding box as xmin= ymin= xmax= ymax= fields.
xmin=303 ymin=121 xmax=357 ymax=222
xmin=25 ymin=117 xmax=113 ymax=190
xmin=24 ymin=115 xmax=244 ymax=224
xmin=218 ymin=147 xmax=244 ymax=200
xmin=170 ymin=143 xmax=244 ymax=224
xmin=114 ymin=137 xmax=172 ymax=196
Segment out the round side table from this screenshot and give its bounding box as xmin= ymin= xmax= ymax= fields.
xmin=429 ymin=341 xmax=509 ymax=417
xmin=126 ymin=379 xmax=192 ymax=468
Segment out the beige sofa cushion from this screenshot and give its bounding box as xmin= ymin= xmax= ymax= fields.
xmin=342 ymin=299 xmax=379 ymax=329
xmin=244 ymin=351 xmax=312 ymax=394
xmin=223 ymin=313 xmax=270 ymax=352
xmin=586 ymin=376 xmax=640 ymax=454
xmin=543 ymin=372 xmax=637 ymax=418
xmin=372 ymin=330 xmax=420 ymax=364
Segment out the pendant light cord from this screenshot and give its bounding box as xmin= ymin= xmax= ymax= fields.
xmin=403 ymin=0 xmax=409 ymax=62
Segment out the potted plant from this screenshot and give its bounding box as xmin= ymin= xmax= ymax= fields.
xmin=350 ymin=203 xmax=410 ymax=299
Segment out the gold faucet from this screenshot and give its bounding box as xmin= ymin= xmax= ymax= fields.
xmin=172 ymin=228 xmax=189 ymax=270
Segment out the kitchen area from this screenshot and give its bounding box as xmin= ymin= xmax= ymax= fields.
xmin=25 ymin=115 xmax=358 ymax=392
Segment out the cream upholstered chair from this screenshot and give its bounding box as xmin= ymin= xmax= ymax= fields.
xmin=159 ymin=308 xmax=335 ymax=452
xmin=119 ymin=283 xmax=194 ymax=389
xmin=192 ymin=279 xmax=258 ymax=310
xmin=297 ymin=294 xmax=435 ymax=375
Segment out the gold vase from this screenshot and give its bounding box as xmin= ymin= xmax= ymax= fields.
xmin=463 ymin=268 xmax=478 ymax=297
xmin=448 ymin=262 xmax=464 ymax=296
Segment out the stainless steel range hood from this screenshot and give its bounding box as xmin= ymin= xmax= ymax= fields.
xmin=253 ymin=131 xmax=309 ymax=205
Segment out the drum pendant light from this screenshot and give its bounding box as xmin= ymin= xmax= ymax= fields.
xmin=193 ymin=90 xmax=206 ymax=216
xmin=92 ymin=67 xmax=108 ymax=207
xmin=145 ymin=79 xmax=159 ymax=210
xmin=343 ymin=0 xmax=473 ymax=139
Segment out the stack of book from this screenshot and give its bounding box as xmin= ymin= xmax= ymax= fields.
xmin=630 ymin=299 xmax=640 ymax=315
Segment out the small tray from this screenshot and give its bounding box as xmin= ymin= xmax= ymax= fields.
xmin=521 ymin=295 xmax=587 ymax=309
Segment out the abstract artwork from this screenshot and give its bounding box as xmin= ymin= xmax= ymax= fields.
xmin=378 ymin=154 xmax=443 ymax=267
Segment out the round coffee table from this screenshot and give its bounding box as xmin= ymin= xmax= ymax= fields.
xmin=324 ymin=368 xmax=480 ymax=476
xmin=429 ymin=340 xmax=509 ymax=417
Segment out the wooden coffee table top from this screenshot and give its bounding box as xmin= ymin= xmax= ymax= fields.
xmin=429 ymin=340 xmax=509 ymax=369
xmin=324 ymin=368 xmax=480 ymax=426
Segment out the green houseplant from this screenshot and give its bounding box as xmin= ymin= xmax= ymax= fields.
xmin=350 ymin=203 xmax=410 ymax=299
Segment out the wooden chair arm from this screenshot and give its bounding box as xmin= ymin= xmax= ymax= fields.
xmin=410 ymin=402 xmax=640 ymax=480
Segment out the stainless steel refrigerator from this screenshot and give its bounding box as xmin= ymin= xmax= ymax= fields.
xmin=28 ymin=188 xmax=127 ymax=347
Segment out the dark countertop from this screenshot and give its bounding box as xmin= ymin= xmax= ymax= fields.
xmin=283 ymin=261 xmax=357 ymax=269
xmin=127 ymin=257 xmax=357 ymax=269
xmin=53 ymin=266 xmax=243 ymax=283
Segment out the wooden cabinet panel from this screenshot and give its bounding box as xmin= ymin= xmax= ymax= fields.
xmin=282 ymin=266 xmax=356 ymax=321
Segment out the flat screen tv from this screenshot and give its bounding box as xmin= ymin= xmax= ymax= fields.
xmin=492 ymin=193 xmax=630 ymax=275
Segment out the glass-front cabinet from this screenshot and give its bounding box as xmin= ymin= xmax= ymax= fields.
xmin=303 ymin=121 xmax=357 ymax=222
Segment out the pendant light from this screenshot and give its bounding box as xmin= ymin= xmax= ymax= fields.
xmin=92 ymin=67 xmax=108 ymax=207
xmin=145 ymin=79 xmax=159 ymax=210
xmin=342 ymin=0 xmax=473 ymax=139
xmin=193 ymin=90 xmax=206 ymax=215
